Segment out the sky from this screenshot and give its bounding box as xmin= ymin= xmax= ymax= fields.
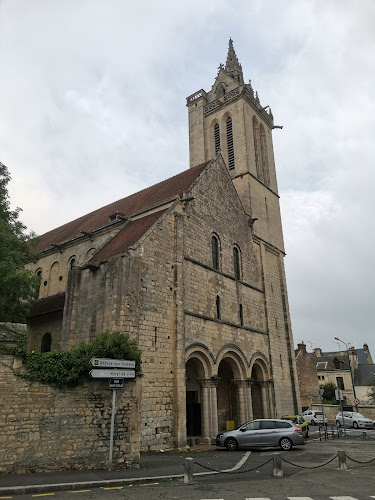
xmin=1 ymin=0 xmax=374 ymax=356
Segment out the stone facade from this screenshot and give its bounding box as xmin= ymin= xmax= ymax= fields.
xmin=0 ymin=355 xmax=141 ymax=473
xmin=295 ymin=342 xmax=320 ymax=408
xmin=11 ymin=40 xmax=301 ymax=466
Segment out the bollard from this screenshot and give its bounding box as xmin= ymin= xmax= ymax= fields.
xmin=273 ymin=454 xmax=283 ymax=477
xmin=362 ymin=431 xmax=367 ymax=440
xmin=184 ymin=457 xmax=194 ymax=483
xmin=338 ymin=450 xmax=348 ymax=470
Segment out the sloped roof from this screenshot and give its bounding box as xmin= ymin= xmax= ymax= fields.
xmin=90 ymin=210 xmax=167 ymax=263
xmin=34 ymin=162 xmax=210 ymax=253
xmin=27 ymin=293 xmax=66 ymax=319
xmin=354 ymin=364 xmax=375 ymax=386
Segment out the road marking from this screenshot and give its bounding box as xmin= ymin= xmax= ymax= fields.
xmin=288 ymin=498 xmax=315 ymax=500
xmin=140 ymin=483 xmax=159 ymax=486
xmin=32 ymin=495 xmax=55 ymax=498
xmin=69 ymin=491 xmax=91 ymax=493
xmin=330 ymin=497 xmax=358 ymax=500
xmin=0 ymin=497 xmax=13 ymax=499
xmin=222 ymin=451 xmax=251 ymax=472
xmin=245 ymin=498 xmax=271 ymax=500
xmin=102 ymin=487 xmax=123 ymax=490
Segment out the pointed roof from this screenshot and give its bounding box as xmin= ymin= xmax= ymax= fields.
xmin=225 ymin=38 xmax=244 ymax=84
xmin=33 ymin=161 xmax=210 ymax=253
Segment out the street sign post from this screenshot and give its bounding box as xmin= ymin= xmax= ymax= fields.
xmin=89 ymin=358 xmax=136 ymax=470
xmin=317 ymin=388 xmax=327 ymax=440
xmin=335 ymin=389 xmax=346 ymax=438
xmin=354 ymin=397 xmax=360 ymax=406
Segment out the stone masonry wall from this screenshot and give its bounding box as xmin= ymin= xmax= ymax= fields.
xmin=0 ymin=355 xmax=141 ymax=473
xmin=295 ymin=344 xmax=320 ymax=408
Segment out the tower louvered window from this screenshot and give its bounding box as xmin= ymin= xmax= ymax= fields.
xmin=214 ymin=123 xmax=220 ymax=155
xmin=226 ymin=117 xmax=235 ymax=170
xmin=260 ymin=124 xmax=270 ymax=185
xmin=253 ymin=116 xmax=262 ymax=180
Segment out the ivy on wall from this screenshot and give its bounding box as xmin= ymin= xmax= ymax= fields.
xmin=0 ymin=328 xmax=141 ymax=388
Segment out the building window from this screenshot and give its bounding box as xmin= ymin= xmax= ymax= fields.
xmin=214 ymin=123 xmax=220 ymax=155
xmin=226 ymin=117 xmax=235 ymax=170
xmin=233 ymin=246 xmax=240 ymax=280
xmin=70 ymin=258 xmax=76 ymax=270
xmin=336 ymin=376 xmax=345 ymax=390
xmin=211 ymin=236 xmax=219 ymax=270
xmin=259 ymin=124 xmax=270 ymax=185
xmin=41 ymin=333 xmax=52 ymax=353
xmin=216 ymin=295 xmax=221 ymax=320
xmin=239 ymin=303 xmax=243 ymax=325
xmin=334 ymin=360 xmax=341 ymax=370
xmin=253 ymin=116 xmax=261 ymax=179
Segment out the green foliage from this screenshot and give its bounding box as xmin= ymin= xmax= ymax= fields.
xmin=0 ymin=162 xmax=40 ymax=322
xmin=1 ymin=330 xmax=141 ymax=388
xmin=320 ymin=382 xmax=337 ymax=404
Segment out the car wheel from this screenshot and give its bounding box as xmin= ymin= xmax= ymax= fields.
xmin=353 ymin=421 xmax=358 ymax=429
xmin=279 ymin=437 xmax=293 ymax=451
xmin=225 ymin=437 xmax=238 ymax=451
xmin=311 ymin=419 xmax=316 ymax=426
xmin=336 ymin=420 xmax=341 ymax=427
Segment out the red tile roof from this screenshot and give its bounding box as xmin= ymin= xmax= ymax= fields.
xmin=89 ymin=210 xmax=167 ymax=263
xmin=34 ymin=162 xmax=210 ymax=252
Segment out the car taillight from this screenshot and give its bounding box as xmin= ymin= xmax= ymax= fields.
xmin=294 ymin=429 xmax=302 ymax=434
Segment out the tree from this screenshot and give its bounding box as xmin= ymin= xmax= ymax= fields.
xmin=320 ymin=382 xmax=337 ymax=404
xmin=0 ymin=162 xmax=40 ymax=322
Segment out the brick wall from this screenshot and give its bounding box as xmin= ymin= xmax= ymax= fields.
xmin=0 ymin=355 xmax=141 ymax=473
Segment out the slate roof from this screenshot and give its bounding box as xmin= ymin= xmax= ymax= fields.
xmin=34 ymin=162 xmax=210 ymax=253
xmin=354 ymin=364 xmax=375 ymax=386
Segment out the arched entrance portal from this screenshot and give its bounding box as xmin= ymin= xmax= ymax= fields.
xmin=217 ymin=359 xmax=238 ymax=431
xmin=185 ymin=358 xmax=204 ymax=436
xmin=250 ymin=361 xmax=272 ymax=419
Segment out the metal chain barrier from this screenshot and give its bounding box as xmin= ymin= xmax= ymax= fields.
xmin=192 ymin=457 xmax=274 ymax=475
xmin=280 ymin=454 xmax=338 ymax=469
xmin=346 ymin=455 xmax=375 ymax=464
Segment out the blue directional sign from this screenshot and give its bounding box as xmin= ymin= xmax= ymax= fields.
xmin=109 ymin=378 xmax=124 ymax=389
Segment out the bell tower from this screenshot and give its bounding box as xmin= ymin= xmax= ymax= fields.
xmin=186 ymin=40 xmax=300 ymax=414
xmin=186 ymin=39 xmax=284 ymax=253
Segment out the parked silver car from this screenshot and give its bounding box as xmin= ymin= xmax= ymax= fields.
xmin=302 ymin=410 xmax=328 ymax=426
xmin=216 ymin=419 xmax=306 ymax=451
xmin=335 ymin=411 xmax=374 ymax=429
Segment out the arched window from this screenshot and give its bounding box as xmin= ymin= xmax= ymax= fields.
xmin=260 ymin=124 xmax=270 ymax=185
xmin=253 ymin=116 xmax=262 ymax=180
xmin=226 ymin=117 xmax=235 ymax=170
xmin=216 ymin=295 xmax=221 ymax=320
xmin=41 ymin=333 xmax=52 ymax=353
xmin=211 ymin=236 xmax=219 ymax=270
xmin=214 ymin=123 xmax=221 ymax=155
xmin=70 ymin=258 xmax=76 ymax=270
xmin=239 ymin=304 xmax=243 ymax=326
xmin=233 ymin=246 xmax=240 ymax=280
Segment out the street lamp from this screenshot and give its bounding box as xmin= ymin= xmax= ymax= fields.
xmin=334 ymin=337 xmax=358 ymax=411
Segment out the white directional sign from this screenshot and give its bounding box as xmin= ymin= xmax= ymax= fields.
xmin=90 ymin=358 xmax=135 ymax=369
xmin=90 ymin=369 xmax=135 ymax=379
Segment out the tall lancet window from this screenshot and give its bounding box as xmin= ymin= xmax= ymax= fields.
xmin=226 ymin=117 xmax=235 ymax=170
xmin=260 ymin=124 xmax=270 ymax=186
xmin=214 ymin=123 xmax=221 ymax=155
xmin=253 ymin=116 xmax=262 ymax=180
xmin=211 ymin=235 xmax=219 ymax=270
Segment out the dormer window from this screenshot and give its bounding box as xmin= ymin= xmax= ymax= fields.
xmin=109 ymin=212 xmax=125 ymax=222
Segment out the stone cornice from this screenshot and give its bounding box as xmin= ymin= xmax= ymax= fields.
xmin=185 ymin=310 xmax=267 ymax=336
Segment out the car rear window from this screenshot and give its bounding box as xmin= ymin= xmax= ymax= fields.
xmin=275 ymin=421 xmax=292 ymax=429
xmin=260 ymin=420 xmax=276 ymax=429
xmin=315 ymin=412 xmax=323 ymax=415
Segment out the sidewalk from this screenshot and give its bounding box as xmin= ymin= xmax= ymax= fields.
xmin=0 ymin=437 xmax=374 ymax=496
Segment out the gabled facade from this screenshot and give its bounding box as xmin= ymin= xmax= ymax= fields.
xmin=26 ymin=40 xmax=301 ymax=450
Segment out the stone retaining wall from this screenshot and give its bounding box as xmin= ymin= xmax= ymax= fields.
xmin=311 ymin=403 xmax=375 ymax=422
xmin=0 ymin=355 xmax=141 ymax=473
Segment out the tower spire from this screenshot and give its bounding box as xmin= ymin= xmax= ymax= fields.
xmin=225 ymin=38 xmax=244 ymax=84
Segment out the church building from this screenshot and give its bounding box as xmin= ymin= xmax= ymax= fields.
xmin=27 ymin=40 xmax=301 ymax=450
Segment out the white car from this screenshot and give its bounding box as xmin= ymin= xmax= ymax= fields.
xmin=302 ymin=410 xmax=328 ymax=426
xmin=335 ymin=411 xmax=374 ymax=429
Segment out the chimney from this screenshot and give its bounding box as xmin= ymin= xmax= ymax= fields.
xmin=297 ymin=342 xmax=307 ymax=353
xmin=314 ymin=348 xmax=322 ymax=357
